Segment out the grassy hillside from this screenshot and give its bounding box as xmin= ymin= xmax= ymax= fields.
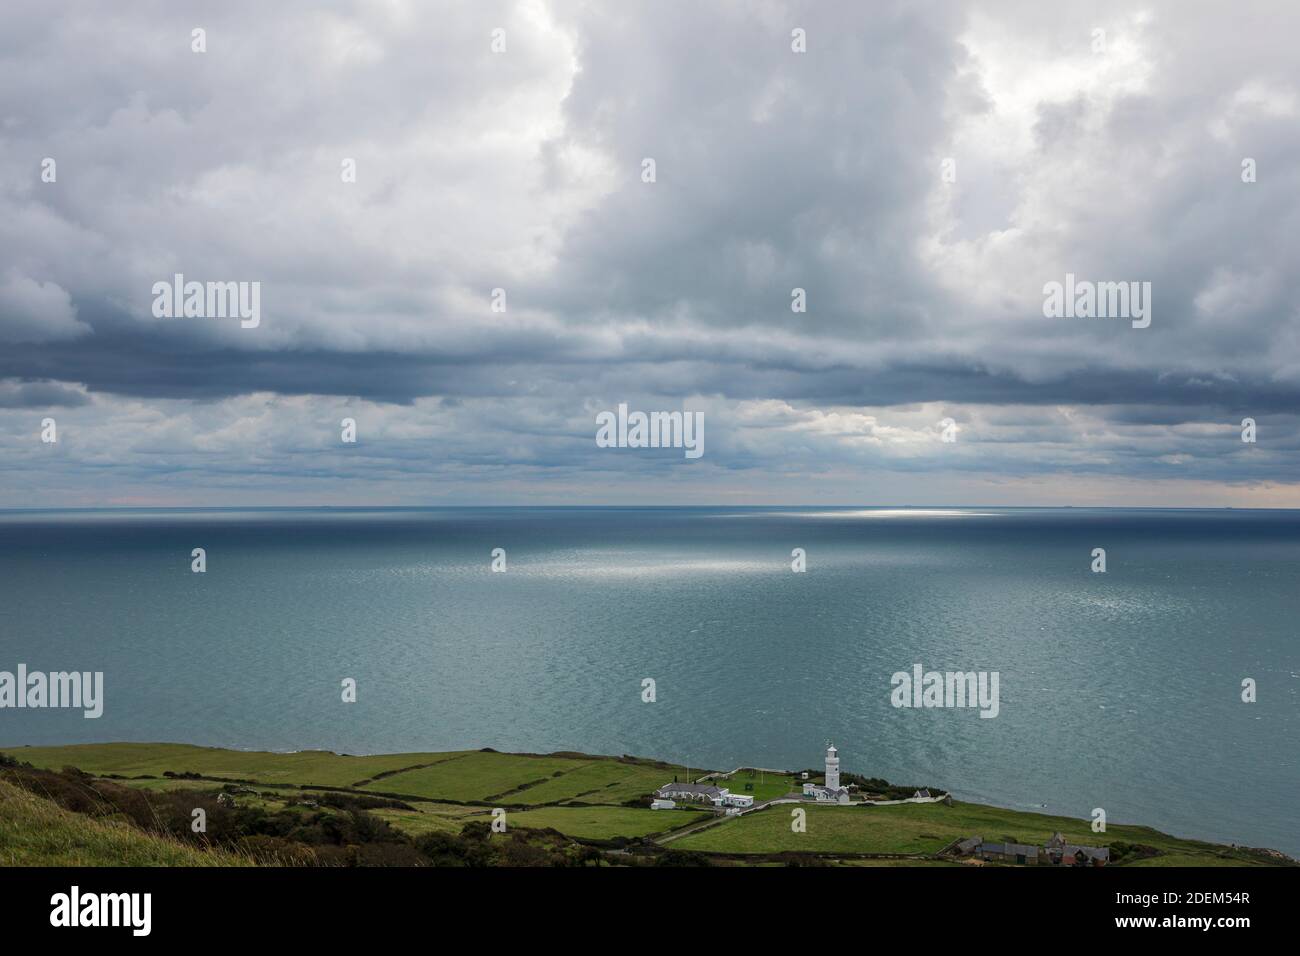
xmin=2 ymin=743 xmax=1291 ymax=867
xmin=0 ymin=779 xmax=251 ymax=867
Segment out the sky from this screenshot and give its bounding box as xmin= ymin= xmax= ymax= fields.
xmin=2 ymin=0 xmax=1298 ymax=507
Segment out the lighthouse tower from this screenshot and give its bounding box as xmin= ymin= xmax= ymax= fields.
xmin=825 ymin=744 xmax=840 ymax=790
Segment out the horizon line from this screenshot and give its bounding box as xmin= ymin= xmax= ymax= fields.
xmin=0 ymin=504 xmax=1292 ymax=513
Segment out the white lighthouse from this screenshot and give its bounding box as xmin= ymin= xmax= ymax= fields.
xmin=802 ymin=743 xmax=851 ymax=803
xmin=824 ymin=744 xmax=840 ymax=790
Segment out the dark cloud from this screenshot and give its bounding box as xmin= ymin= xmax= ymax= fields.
xmin=0 ymin=379 xmax=90 ymax=408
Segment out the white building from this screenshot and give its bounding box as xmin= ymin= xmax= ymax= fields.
xmin=654 ymin=782 xmax=753 ymax=810
xmin=802 ymin=744 xmax=851 ymax=804
xmin=720 ymin=792 xmax=754 ymax=808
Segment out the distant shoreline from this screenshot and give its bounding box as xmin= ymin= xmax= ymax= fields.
xmin=1 ymin=505 xmax=1296 ymax=513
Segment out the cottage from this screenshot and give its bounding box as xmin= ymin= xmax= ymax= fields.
xmin=954 ymin=836 xmax=983 ymax=856
xmin=951 ymin=831 xmax=1109 ymax=867
xmin=1057 ymin=845 xmax=1109 ymax=866
xmin=1045 ymin=831 xmax=1109 ymax=866
xmin=654 ymin=783 xmax=725 ymax=804
xmin=978 ymin=841 xmax=1039 ymax=865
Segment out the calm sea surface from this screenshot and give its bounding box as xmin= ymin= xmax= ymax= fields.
xmin=1 ymin=507 xmax=1297 ymax=854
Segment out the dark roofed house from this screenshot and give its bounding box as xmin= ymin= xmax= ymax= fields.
xmin=1009 ymin=843 xmax=1039 ymax=865
xmin=973 ymin=840 xmax=1039 ymax=864
xmin=1044 ymin=831 xmax=1109 ymax=866
xmin=654 ymin=783 xmax=725 ymax=804
xmin=951 ymin=832 xmax=1108 ymax=866
xmin=1062 ymin=844 xmax=1110 ymax=866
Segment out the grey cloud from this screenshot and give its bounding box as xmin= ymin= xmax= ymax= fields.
xmin=0 ymin=271 xmax=88 ymax=343
xmin=0 ymin=378 xmax=91 ymax=408
xmin=1 ymin=0 xmax=1298 ymax=503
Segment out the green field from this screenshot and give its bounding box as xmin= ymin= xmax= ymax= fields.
xmin=502 ymin=805 xmax=704 ymax=840
xmin=670 ymin=800 xmax=1278 ymax=864
xmin=358 ymin=751 xmax=698 ymax=804
xmin=372 ymin=804 xmax=489 ymax=837
xmin=1 ymin=741 xmax=472 ymax=789
xmin=0 ymin=779 xmax=251 ymax=867
xmin=378 ymin=804 xmax=702 ymax=841
xmin=360 ymin=752 xmax=583 ymax=802
xmin=712 ymin=768 xmax=797 ymax=802
xmin=379 ymin=806 xmax=696 ymax=842
xmin=485 ymin=759 xmax=694 ymax=805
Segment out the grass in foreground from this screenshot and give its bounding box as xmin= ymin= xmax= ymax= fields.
xmin=0 ymin=779 xmax=251 ymax=867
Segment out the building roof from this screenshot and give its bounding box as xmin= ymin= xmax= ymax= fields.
xmin=656 ymin=783 xmax=724 ymax=797
xmin=1062 ymin=845 xmax=1110 ymax=861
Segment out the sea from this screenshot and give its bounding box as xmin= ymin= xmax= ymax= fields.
xmin=1 ymin=506 xmax=1296 ymax=855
